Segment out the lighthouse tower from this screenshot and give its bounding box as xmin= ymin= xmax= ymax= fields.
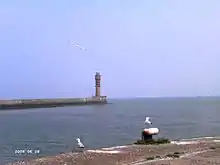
xmin=95 ymin=72 xmax=101 ymax=97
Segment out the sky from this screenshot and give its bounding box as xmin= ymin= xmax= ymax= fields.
xmin=0 ymin=0 xmax=219 ymax=99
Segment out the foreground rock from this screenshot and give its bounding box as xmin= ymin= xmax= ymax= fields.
xmin=7 ymin=138 xmax=220 ymax=165
xmin=142 ymin=149 xmax=220 ymax=165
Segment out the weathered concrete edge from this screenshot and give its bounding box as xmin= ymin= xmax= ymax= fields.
xmin=0 ymin=96 xmax=107 ymax=110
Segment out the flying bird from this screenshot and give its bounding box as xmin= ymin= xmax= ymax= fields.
xmin=70 ymin=41 xmax=88 ymax=51
xmin=76 ymin=138 xmax=84 ymax=148
xmin=144 ymin=117 xmax=152 ymax=125
xmin=75 ymin=44 xmax=87 ymax=51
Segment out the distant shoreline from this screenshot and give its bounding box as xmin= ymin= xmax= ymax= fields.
xmin=108 ymin=96 xmax=220 ymax=100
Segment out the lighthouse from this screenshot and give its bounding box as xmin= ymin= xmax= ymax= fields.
xmin=95 ymin=72 xmax=101 ymax=97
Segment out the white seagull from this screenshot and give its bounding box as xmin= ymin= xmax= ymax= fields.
xmin=76 ymin=138 xmax=84 ymax=148
xmin=70 ymin=41 xmax=87 ymax=51
xmin=144 ymin=117 xmax=152 ymax=125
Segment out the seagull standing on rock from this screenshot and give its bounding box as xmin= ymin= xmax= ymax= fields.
xmin=76 ymin=138 xmax=84 ymax=148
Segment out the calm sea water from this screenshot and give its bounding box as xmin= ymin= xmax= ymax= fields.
xmin=0 ymin=97 xmax=220 ymax=164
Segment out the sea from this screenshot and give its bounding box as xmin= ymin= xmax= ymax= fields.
xmin=0 ymin=97 xmax=220 ymax=164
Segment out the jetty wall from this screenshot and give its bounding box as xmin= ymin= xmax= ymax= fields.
xmin=0 ymin=96 xmax=107 ymax=110
xmin=0 ymin=72 xmax=107 ymax=110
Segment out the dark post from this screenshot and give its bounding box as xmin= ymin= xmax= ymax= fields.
xmin=141 ymin=131 xmax=153 ymax=141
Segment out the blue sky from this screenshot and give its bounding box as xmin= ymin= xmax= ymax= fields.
xmin=0 ymin=0 xmax=219 ymax=99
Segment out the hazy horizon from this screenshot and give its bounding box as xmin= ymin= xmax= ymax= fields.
xmin=0 ymin=0 xmax=219 ymax=99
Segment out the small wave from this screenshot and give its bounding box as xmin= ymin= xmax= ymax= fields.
xmin=101 ymin=145 xmax=128 ymax=150
xmin=170 ymin=141 xmax=199 ymax=145
xmin=180 ymin=136 xmax=217 ymax=141
xmin=86 ymin=145 xmax=129 ymax=154
xmin=87 ymin=149 xmax=121 ymax=154
xmin=170 ymin=135 xmax=220 ymax=145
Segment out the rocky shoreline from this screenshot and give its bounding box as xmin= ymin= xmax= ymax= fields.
xmin=6 ymin=138 xmax=220 ymax=165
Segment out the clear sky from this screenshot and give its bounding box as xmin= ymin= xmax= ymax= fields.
xmin=0 ymin=0 xmax=219 ymax=99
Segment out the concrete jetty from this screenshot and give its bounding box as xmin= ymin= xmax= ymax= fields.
xmin=0 ymin=72 xmax=107 ymax=110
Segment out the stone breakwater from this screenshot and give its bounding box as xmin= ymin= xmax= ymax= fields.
xmin=0 ymin=96 xmax=107 ymax=110
xmin=7 ymin=137 xmax=220 ymax=165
